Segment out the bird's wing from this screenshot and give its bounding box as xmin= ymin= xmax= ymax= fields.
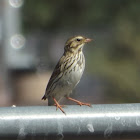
xmin=45 ymin=61 xmax=62 ymax=95
xmin=45 ymin=55 xmax=70 ymax=96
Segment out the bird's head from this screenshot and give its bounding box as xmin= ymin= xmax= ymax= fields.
xmin=64 ymin=36 xmax=92 ymax=54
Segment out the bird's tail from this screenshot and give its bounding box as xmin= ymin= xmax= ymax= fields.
xmin=48 ymin=97 xmax=55 ymax=106
xmin=42 ymin=95 xmax=55 ymax=106
xmin=42 ymin=95 xmax=47 ymax=100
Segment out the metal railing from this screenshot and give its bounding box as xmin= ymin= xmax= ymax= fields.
xmin=0 ymin=103 xmax=140 ymax=140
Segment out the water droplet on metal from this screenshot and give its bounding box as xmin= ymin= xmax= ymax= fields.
xmin=87 ymin=124 xmax=94 ymax=133
xmin=57 ymin=133 xmax=64 ymax=140
xmin=136 ymin=117 xmax=140 ymax=126
xmin=104 ymin=124 xmax=112 ymax=138
xmin=115 ymin=116 xmax=120 ymax=120
xmin=121 ymin=119 xmax=126 ymax=126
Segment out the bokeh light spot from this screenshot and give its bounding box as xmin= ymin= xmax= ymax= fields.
xmin=9 ymin=0 xmax=24 ymax=8
xmin=10 ymin=34 xmax=26 ymax=49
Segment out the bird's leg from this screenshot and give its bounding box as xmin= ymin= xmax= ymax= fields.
xmin=66 ymin=97 xmax=91 ymax=107
xmin=52 ymin=97 xmax=66 ymax=114
xmin=54 ymin=104 xmax=65 ymax=110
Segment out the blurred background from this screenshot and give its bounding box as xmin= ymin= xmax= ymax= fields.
xmin=0 ymin=0 xmax=140 ymax=107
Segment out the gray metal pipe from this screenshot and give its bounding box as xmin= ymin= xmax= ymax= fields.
xmin=0 ymin=104 xmax=140 ymax=140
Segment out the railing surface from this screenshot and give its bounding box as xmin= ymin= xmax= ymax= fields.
xmin=0 ymin=103 xmax=140 ymax=140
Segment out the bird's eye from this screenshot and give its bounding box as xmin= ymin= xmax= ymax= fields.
xmin=76 ymin=38 xmax=81 ymax=42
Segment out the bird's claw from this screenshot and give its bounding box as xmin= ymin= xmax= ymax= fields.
xmin=66 ymin=97 xmax=91 ymax=107
xmin=77 ymin=101 xmax=91 ymax=107
xmin=54 ymin=104 xmax=66 ymax=110
xmin=53 ymin=104 xmax=66 ymax=115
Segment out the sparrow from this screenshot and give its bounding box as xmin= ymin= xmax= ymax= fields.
xmin=42 ymin=35 xmax=92 ymax=114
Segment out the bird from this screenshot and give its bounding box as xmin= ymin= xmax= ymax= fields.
xmin=42 ymin=35 xmax=92 ymax=114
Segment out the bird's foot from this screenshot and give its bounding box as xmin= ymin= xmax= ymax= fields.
xmin=54 ymin=104 xmax=66 ymax=110
xmin=52 ymin=97 xmax=66 ymax=115
xmin=77 ymin=101 xmax=91 ymax=107
xmin=66 ymin=97 xmax=91 ymax=107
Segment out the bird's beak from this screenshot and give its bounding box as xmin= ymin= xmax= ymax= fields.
xmin=84 ymin=38 xmax=92 ymax=43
